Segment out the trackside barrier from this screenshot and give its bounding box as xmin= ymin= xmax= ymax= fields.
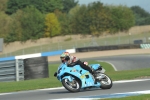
xmin=24 ymin=57 xmax=49 ymax=80
xmin=0 ymin=59 xmax=24 ymax=82
xmin=75 ymin=44 xmax=141 ymax=52
xmin=140 ymin=44 xmax=150 ymax=49
xmin=0 ymin=49 xmax=74 ymax=82
xmin=41 ymin=50 xmax=66 ymax=56
xmin=0 ymin=56 xmax=15 ymax=62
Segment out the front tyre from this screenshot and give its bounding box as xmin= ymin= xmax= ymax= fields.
xmin=98 ymin=73 xmax=113 ymax=89
xmin=62 ymin=78 xmax=81 ymax=92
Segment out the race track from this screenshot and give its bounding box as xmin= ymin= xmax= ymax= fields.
xmin=0 ymin=79 xmax=150 ymax=100
xmin=0 ymin=54 xmax=150 ymax=100
xmin=86 ymin=54 xmax=150 ymax=71
xmin=50 ymin=54 xmax=150 ymax=71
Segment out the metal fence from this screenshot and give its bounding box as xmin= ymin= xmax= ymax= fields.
xmin=0 ymin=38 xmax=3 ymax=52
xmin=0 ymin=32 xmax=150 ymax=58
xmin=0 ymin=59 xmax=24 ymax=82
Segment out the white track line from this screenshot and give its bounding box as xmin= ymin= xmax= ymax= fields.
xmin=50 ymin=90 xmax=150 ymax=100
xmin=113 ymin=79 xmax=150 ymax=83
xmin=96 ymin=60 xmax=117 ymax=71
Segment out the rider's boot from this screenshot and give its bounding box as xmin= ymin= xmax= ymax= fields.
xmin=91 ymin=70 xmax=97 ymax=84
xmin=90 ymin=68 xmax=96 ymax=76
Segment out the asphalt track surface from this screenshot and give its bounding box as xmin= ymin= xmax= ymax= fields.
xmin=49 ymin=54 xmax=150 ymax=71
xmin=0 ymin=79 xmax=150 ymax=100
xmin=88 ymin=54 xmax=150 ymax=71
xmin=0 ymin=54 xmax=150 ymax=100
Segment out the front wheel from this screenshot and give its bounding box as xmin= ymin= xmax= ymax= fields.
xmin=97 ymin=73 xmax=113 ymax=89
xmin=62 ymin=78 xmax=81 ymax=92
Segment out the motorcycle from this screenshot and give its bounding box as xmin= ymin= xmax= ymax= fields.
xmin=54 ymin=62 xmax=113 ymax=92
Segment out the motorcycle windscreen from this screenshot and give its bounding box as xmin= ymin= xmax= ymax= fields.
xmin=90 ymin=64 xmax=101 ymax=70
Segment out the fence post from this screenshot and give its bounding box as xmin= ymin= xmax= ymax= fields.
xmin=15 ymin=59 xmax=19 ymax=81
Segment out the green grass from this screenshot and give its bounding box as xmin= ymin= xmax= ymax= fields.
xmin=99 ymin=94 xmax=150 ymax=100
xmin=106 ymin=68 xmax=150 ymax=81
xmin=1 ymin=32 xmax=150 ymax=57
xmin=0 ymin=61 xmax=150 ymax=93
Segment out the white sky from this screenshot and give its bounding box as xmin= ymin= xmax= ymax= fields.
xmin=78 ymin=0 xmax=150 ymax=13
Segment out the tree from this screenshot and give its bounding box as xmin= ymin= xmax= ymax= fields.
xmin=30 ymin=0 xmax=64 ymax=13
xmin=6 ymin=0 xmax=64 ymax=14
xmin=43 ymin=0 xmax=63 ymax=13
xmin=45 ymin=13 xmax=61 ymax=37
xmin=57 ymin=5 xmax=81 ymax=35
xmin=0 ymin=12 xmax=13 ymax=42
xmin=131 ymin=6 xmax=150 ymax=25
xmin=0 ymin=0 xmax=8 ymax=12
xmin=5 ymin=6 xmax=45 ymax=43
xmin=62 ymin=0 xmax=78 ymax=13
xmin=55 ymin=10 xmax=72 ymax=35
xmin=20 ymin=6 xmax=45 ymax=41
xmin=131 ymin=6 xmax=150 ymax=18
xmin=71 ymin=5 xmax=91 ymax=34
xmin=6 ymin=0 xmax=30 ymax=14
xmin=7 ymin=9 xmax=24 ymax=42
xmin=107 ymin=5 xmax=135 ymax=33
xmin=87 ymin=1 xmax=111 ymax=35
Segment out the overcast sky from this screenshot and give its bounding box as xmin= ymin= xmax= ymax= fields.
xmin=78 ymin=0 xmax=150 ymax=13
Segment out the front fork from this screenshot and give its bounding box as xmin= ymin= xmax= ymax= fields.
xmin=95 ymin=68 xmax=106 ymax=80
xmin=62 ymin=76 xmax=77 ymax=87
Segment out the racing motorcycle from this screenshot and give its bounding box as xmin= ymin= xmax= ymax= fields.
xmin=54 ymin=62 xmax=113 ymax=92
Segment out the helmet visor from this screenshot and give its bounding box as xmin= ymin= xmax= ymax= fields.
xmin=60 ymin=57 xmax=65 ymax=62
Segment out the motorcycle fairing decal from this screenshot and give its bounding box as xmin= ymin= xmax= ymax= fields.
xmin=81 ymin=76 xmax=95 ymax=88
xmin=71 ymin=68 xmax=77 ymax=72
xmin=80 ymin=72 xmax=89 ymax=79
xmin=80 ymin=72 xmax=95 ymax=88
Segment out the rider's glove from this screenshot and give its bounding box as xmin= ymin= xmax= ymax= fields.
xmin=83 ymin=61 xmax=88 ymax=66
xmin=54 ymin=72 xmax=57 ymax=77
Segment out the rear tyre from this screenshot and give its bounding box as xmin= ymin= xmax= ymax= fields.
xmin=62 ymin=78 xmax=81 ymax=92
xmin=98 ymin=73 xmax=113 ymax=89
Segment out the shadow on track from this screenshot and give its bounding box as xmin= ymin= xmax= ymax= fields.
xmin=49 ymin=88 xmax=103 ymax=94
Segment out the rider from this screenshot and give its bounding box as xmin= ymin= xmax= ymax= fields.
xmin=54 ymin=52 xmax=96 ymax=77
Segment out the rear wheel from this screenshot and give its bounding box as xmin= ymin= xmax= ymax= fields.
xmin=97 ymin=73 xmax=113 ymax=89
xmin=62 ymin=77 xmax=81 ymax=92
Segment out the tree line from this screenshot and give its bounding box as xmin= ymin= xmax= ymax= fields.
xmin=0 ymin=0 xmax=150 ymax=43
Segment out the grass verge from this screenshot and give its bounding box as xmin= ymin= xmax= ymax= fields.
xmin=0 ymin=61 xmax=150 ymax=94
